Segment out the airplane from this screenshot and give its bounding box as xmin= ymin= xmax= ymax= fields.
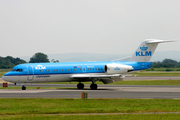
xmin=2 ymin=39 xmax=175 ymax=90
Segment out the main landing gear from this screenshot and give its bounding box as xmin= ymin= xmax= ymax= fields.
xmin=90 ymin=83 xmax=98 ymax=90
xmin=22 ymin=85 xmax=26 ymax=90
xmin=77 ymin=82 xmax=98 ymax=90
xmin=77 ymin=83 xmax=84 ymax=89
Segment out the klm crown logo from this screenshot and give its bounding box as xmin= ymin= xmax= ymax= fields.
xmin=136 ymin=45 xmax=152 ymax=57
xmin=114 ymin=67 xmax=120 ymax=70
xmin=140 ymin=45 xmax=148 ymax=51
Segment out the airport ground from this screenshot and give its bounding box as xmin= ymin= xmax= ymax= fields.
xmin=0 ymin=75 xmax=180 ymax=119
xmin=0 ymin=76 xmax=180 ymax=99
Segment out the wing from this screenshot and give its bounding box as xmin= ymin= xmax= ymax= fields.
xmin=70 ymin=74 xmax=124 ymax=84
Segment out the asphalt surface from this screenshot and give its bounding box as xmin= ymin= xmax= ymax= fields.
xmin=0 ymin=76 xmax=180 ymax=99
xmin=1 ymin=83 xmax=180 ymax=99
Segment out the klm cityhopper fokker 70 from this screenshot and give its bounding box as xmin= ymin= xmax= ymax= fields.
xmin=2 ymin=39 xmax=175 ymax=90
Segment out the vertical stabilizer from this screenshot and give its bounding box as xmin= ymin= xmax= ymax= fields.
xmin=129 ymin=39 xmax=175 ymax=62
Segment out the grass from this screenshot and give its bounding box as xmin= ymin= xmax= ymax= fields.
xmin=1 ymin=114 xmax=180 ymax=120
xmin=112 ymin=80 xmax=180 ymax=85
xmin=0 ymin=69 xmax=11 ymax=72
xmin=0 ymin=98 xmax=180 ymax=119
xmin=0 ymin=72 xmax=6 ymax=77
xmin=0 ymin=97 xmax=175 ymax=119
xmin=132 ymin=72 xmax=180 ymax=76
xmin=0 ymin=98 xmax=180 ymax=115
xmin=145 ymin=68 xmax=180 ymax=71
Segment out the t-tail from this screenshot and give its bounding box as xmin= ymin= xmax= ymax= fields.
xmin=129 ymin=39 xmax=175 ymax=62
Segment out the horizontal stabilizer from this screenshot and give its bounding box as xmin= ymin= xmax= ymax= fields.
xmin=146 ymin=39 xmax=176 ymax=44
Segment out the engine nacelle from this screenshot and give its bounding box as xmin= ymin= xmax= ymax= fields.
xmin=104 ymin=64 xmax=133 ymax=74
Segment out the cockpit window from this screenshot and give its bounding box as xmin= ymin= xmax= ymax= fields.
xmin=16 ymin=69 xmax=23 ymax=72
xmin=11 ymin=69 xmax=16 ymax=71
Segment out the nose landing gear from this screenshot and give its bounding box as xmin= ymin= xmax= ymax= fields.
xmin=22 ymin=85 xmax=26 ymax=90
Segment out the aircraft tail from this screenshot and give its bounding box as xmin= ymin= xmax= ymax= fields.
xmin=129 ymin=39 xmax=175 ymax=62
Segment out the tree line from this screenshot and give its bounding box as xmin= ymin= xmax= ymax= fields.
xmin=152 ymin=59 xmax=180 ymax=68
xmin=0 ymin=52 xmax=58 ymax=69
xmin=0 ymin=56 xmax=26 ymax=69
xmin=0 ymin=52 xmax=180 ymax=69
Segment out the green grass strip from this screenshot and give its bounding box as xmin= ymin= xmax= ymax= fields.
xmin=132 ymin=72 xmax=180 ymax=76
xmin=1 ymin=114 xmax=180 ymax=120
xmin=0 ymin=98 xmax=180 ymax=115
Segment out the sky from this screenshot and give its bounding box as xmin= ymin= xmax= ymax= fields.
xmin=0 ymin=0 xmax=180 ymax=58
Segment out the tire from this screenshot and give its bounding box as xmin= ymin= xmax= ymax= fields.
xmin=77 ymin=83 xmax=84 ymax=89
xmin=90 ymin=84 xmax=97 ymax=90
xmin=22 ymin=86 xmax=26 ymax=90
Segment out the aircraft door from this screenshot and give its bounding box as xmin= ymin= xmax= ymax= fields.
xmin=27 ymin=66 xmax=34 ymax=80
xmin=82 ymin=66 xmax=86 ymax=73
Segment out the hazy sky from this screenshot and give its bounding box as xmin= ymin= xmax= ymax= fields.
xmin=0 ymin=0 xmax=179 ymax=57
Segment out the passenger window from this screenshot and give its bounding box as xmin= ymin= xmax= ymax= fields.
xmin=76 ymin=69 xmax=78 ymax=71
xmin=101 ymin=68 xmax=103 ymax=70
xmin=98 ymin=68 xmax=100 ymax=70
xmin=45 ymin=70 xmax=47 ymax=72
xmin=56 ymin=69 xmax=58 ymax=71
xmin=71 ymin=69 xmax=72 ymax=71
xmin=65 ymin=69 xmax=66 ymax=71
xmin=59 ymin=69 xmax=61 ymax=71
xmin=48 ymin=70 xmax=50 ymax=72
xmin=62 ymin=69 xmax=63 ymax=71
xmin=40 ymin=70 xmax=41 ymax=72
xmin=88 ymin=68 xmax=89 ymax=70
xmin=73 ymin=69 xmax=75 ymax=71
xmin=54 ymin=69 xmax=55 ymax=71
xmin=51 ymin=70 xmax=52 ymax=72
xmin=90 ymin=68 xmax=92 ymax=70
xmin=68 ymin=69 xmax=69 ymax=71
xmin=93 ymin=68 xmax=94 ymax=70
xmin=80 ymin=69 xmax=81 ymax=70
xmin=95 ymin=68 xmax=97 ymax=70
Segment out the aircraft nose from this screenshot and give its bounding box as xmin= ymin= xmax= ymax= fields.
xmin=2 ymin=73 xmax=8 ymax=81
xmin=2 ymin=74 xmax=6 ymax=81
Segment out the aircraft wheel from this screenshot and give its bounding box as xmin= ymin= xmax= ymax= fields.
xmin=77 ymin=83 xmax=84 ymax=89
xmin=22 ymin=85 xmax=26 ymax=90
xmin=90 ymin=84 xmax=98 ymax=90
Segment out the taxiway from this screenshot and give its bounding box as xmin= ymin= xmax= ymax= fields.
xmin=0 ymin=84 xmax=180 ymax=99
